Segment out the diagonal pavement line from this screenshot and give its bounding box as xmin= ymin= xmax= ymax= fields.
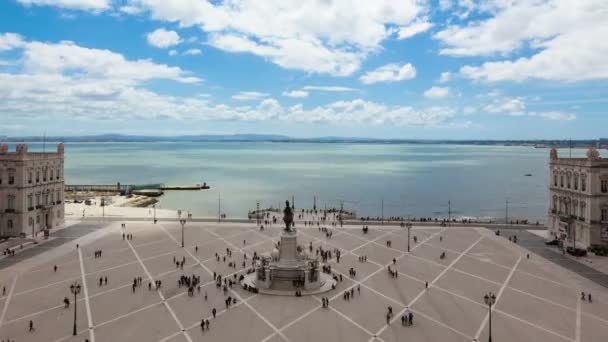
xmin=327 ymin=266 xmax=472 ymax=341
xmin=473 ymin=256 xmax=521 ymax=340
xmin=576 ymin=293 xmax=581 ymax=342
xmin=203 ymin=227 xmax=292 ymax=342
xmin=429 ymin=282 xmax=577 ymax=342
xmin=372 ymin=235 xmax=484 ymax=339
xmin=495 ymin=307 xmax=575 ymax=342
xmin=261 ymin=227 xmax=447 ymax=342
xmin=125 ymin=237 xmax=194 ymax=342
xmin=78 ymin=247 xmax=96 ymax=342
xmin=0 ymin=275 xmax=18 ymax=327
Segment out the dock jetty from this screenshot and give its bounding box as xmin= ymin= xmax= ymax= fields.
xmin=65 ymin=182 xmax=210 ymax=194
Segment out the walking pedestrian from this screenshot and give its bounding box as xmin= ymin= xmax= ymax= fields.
xmin=588 ymin=293 xmax=592 ymax=302
xmin=212 ymin=308 xmax=217 ymax=318
xmin=29 ymin=320 xmax=34 ymax=332
xmin=53 ymin=265 xmax=57 ymax=272
xmin=201 ymin=319 xmax=205 ymax=331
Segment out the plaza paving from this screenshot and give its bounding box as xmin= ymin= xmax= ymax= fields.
xmin=1 ymin=219 xmax=608 ymax=342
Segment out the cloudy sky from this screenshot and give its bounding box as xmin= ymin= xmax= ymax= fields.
xmin=0 ymin=0 xmax=606 ymax=139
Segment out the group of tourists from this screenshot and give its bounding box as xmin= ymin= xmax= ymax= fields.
xmin=98 ymin=276 xmax=108 ymax=286
xmin=122 ymin=233 xmax=134 ymax=241
xmin=387 ymin=265 xmax=399 ymax=278
xmin=581 ymin=292 xmax=593 ymax=302
xmin=93 ymin=250 xmax=103 ymax=258
xmin=321 ymin=297 xmax=330 ymax=308
xmin=358 ymin=255 xmax=368 ymax=262
xmin=342 ymin=285 xmax=360 ymax=301
xmin=401 ymin=308 xmax=414 ymax=326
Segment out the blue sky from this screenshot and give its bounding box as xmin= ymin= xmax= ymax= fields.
xmin=0 ymin=0 xmax=606 ymax=139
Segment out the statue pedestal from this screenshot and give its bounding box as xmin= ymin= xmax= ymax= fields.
xmin=278 ymin=232 xmax=298 ymax=261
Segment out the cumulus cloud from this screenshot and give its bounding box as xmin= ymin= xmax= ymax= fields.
xmin=118 ymin=0 xmax=426 ymax=76
xmin=17 ymin=0 xmax=110 ymax=11
xmin=360 ymin=63 xmax=416 ymax=84
xmin=434 ymin=0 xmax=608 ymax=82
xmin=424 ymin=86 xmax=450 ymax=99
xmin=481 ymin=97 xmax=575 ymax=121
xmin=438 ymin=72 xmax=451 ymax=83
xmin=282 ymin=90 xmax=309 ymax=98
xmin=0 ymin=33 xmax=25 ymax=50
xmin=528 ymin=111 xmax=576 ymax=121
xmin=302 ymin=85 xmax=356 ymax=92
xmin=397 ymin=20 xmax=433 ymax=40
xmin=484 ymin=97 xmax=526 ymax=115
xmin=232 ymin=91 xmax=269 ymax=101
xmin=146 ymin=28 xmax=182 ymax=48
xmin=183 ymin=48 xmax=202 ymax=55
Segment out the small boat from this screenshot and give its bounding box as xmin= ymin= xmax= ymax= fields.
xmin=524 ymin=173 xmax=532 ymax=177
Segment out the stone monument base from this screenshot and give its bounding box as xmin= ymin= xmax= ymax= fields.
xmin=240 ymin=272 xmax=336 ymax=296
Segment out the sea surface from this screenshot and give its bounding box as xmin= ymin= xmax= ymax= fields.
xmin=14 ymin=142 xmax=594 ymax=222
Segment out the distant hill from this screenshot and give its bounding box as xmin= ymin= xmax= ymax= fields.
xmin=1 ymin=134 xmax=606 ymax=148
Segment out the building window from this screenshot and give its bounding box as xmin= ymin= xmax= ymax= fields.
xmin=8 ymin=172 xmax=14 ymax=185
xmin=580 ymin=202 xmax=586 ymax=220
xmin=50 ymin=169 xmax=54 ymax=180
xmin=581 ymin=175 xmax=587 ymax=191
xmin=43 ymin=169 xmax=47 ymax=182
xmin=567 ymin=174 xmax=571 ymax=189
xmin=560 ymin=174 xmax=564 ymax=187
xmin=7 ymin=220 xmax=13 ymax=230
xmin=7 ymin=195 xmax=15 ymax=210
xmin=36 ymin=215 xmax=40 ymax=224
xmin=36 ymin=193 xmax=40 ymax=206
xmin=554 ymin=174 xmax=558 ymax=186
xmin=36 ymin=171 xmax=40 ymax=183
xmin=574 ymin=174 xmax=579 ymax=190
xmin=28 ymin=171 xmax=32 ymax=184
xmin=602 ymin=208 xmax=608 ymax=222
xmin=28 ymin=194 xmax=33 ymax=208
xmin=602 ymin=180 xmax=608 ymax=193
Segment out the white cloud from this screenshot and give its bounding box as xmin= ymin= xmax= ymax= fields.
xmin=435 ymin=0 xmax=608 ymax=82
xmin=168 ymin=49 xmax=177 ymax=56
xmin=20 ymin=39 xmax=199 ymax=83
xmin=17 ymin=0 xmax=110 ymax=11
xmin=282 ymin=90 xmax=309 ymax=98
xmin=208 ymin=34 xmax=362 ymax=76
xmin=183 ymin=48 xmax=202 ymax=55
xmin=484 ymin=97 xmax=526 ymax=115
xmin=528 ymin=111 xmax=576 ymax=121
xmin=119 ymin=5 xmax=144 ymax=15
xmin=146 ymin=28 xmax=182 ymax=48
xmin=439 ymin=0 xmax=453 ymax=11
xmin=424 ymin=86 xmax=450 ymax=99
xmin=360 ymin=63 xmax=416 ymax=84
xmin=0 ymin=33 xmax=25 ymax=51
xmin=232 ymin=91 xmax=269 ymax=101
xmin=438 ymin=72 xmax=451 ymax=83
xmin=302 ymin=85 xmax=356 ymax=92
xmin=463 ymin=106 xmax=476 ymax=115
xmin=397 ymin=20 xmax=433 ymax=40
xmin=121 ymin=0 xmax=426 ymax=75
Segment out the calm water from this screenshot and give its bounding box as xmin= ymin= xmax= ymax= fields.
xmin=15 ymin=142 xmax=592 ymax=221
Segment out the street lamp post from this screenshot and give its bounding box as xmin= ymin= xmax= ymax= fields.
xmin=180 ymin=219 xmax=186 ymax=248
xmin=70 ymin=282 xmax=81 ymax=336
xmin=406 ymin=222 xmax=412 ymax=252
xmin=484 ymin=292 xmax=496 ymax=342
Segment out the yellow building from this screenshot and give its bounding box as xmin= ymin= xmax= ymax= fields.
xmin=0 ymin=143 xmax=65 ymax=238
xmin=547 ymin=148 xmax=608 ymax=248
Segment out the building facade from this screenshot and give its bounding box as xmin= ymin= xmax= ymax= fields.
xmin=0 ymin=143 xmax=65 ymax=238
xmin=547 ymin=148 xmax=608 ymax=248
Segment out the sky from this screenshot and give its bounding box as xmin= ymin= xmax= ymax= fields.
xmin=0 ymin=0 xmax=607 ymax=139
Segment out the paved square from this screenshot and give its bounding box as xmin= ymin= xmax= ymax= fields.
xmin=1 ymin=221 xmax=607 ymax=342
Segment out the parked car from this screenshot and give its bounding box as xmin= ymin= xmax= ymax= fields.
xmin=545 ymin=239 xmax=559 ymax=246
xmin=566 ymin=246 xmax=587 ymax=257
